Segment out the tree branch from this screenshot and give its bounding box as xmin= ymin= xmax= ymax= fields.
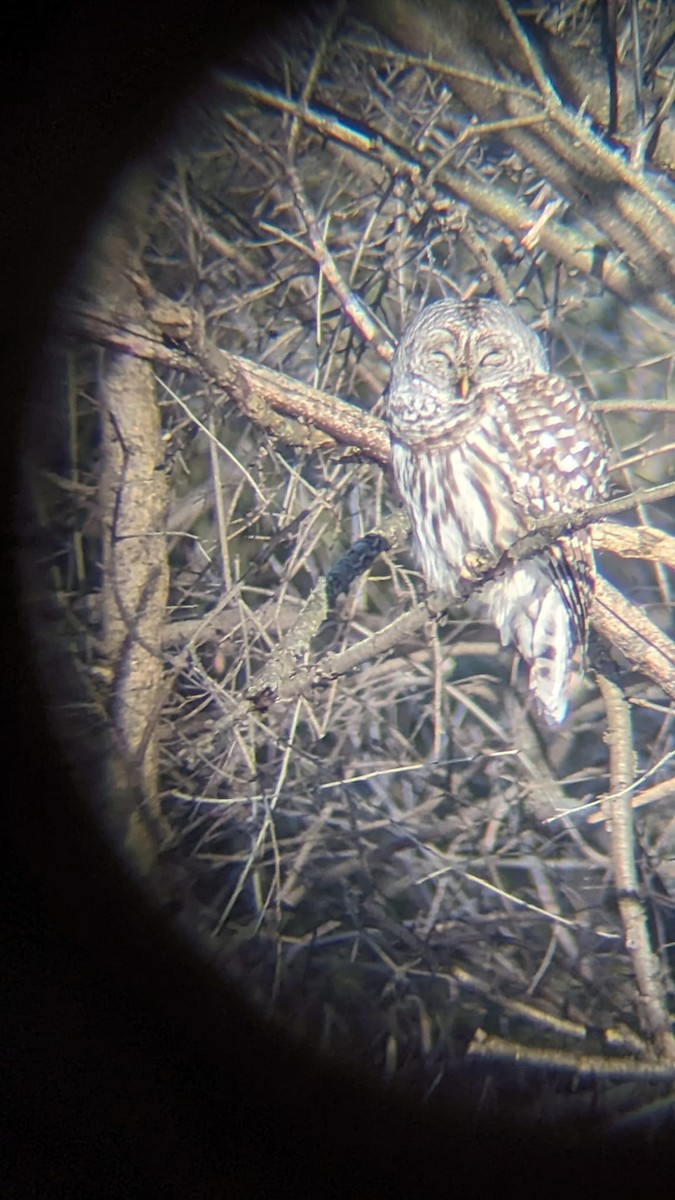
xmin=218 ymin=68 xmax=675 ymax=318
xmin=595 ymin=669 xmax=675 ymax=1059
xmin=59 ymin=290 xmax=675 ymax=711
xmin=57 ymin=297 xmax=391 ymax=464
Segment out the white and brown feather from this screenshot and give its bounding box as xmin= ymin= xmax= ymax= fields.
xmin=386 ymin=299 xmax=609 ymax=725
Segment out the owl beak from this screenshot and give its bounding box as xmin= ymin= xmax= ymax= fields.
xmin=458 ymin=372 xmax=471 ymax=399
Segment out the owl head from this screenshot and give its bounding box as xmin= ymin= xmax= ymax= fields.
xmin=387 ymin=299 xmax=549 ymax=429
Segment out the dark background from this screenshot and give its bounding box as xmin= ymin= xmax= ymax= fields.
xmin=3 ymin=1 xmax=673 ymax=1192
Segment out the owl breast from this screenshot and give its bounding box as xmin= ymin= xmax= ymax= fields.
xmin=391 ymin=425 xmax=521 ymax=592
xmin=392 ymin=430 xmax=586 ymax=724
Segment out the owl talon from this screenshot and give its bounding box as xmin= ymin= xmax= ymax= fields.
xmin=461 ymin=550 xmax=492 ymax=581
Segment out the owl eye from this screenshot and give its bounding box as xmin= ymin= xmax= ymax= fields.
xmin=429 ymin=348 xmax=455 ymax=368
xmin=477 ymin=349 xmax=507 ymax=368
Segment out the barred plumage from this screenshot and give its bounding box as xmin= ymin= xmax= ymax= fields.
xmin=385 ymin=299 xmax=609 ymax=725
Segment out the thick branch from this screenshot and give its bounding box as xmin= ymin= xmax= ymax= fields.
xmin=591 ymin=579 xmax=675 ymax=703
xmin=57 ymin=298 xmax=391 ymax=464
xmin=596 ymin=670 xmax=675 ymax=1059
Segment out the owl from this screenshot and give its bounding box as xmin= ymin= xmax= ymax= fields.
xmin=385 ymin=299 xmax=609 ymax=725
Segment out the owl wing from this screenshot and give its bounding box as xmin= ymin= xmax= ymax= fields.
xmin=489 ymin=374 xmax=609 ymax=518
xmin=486 ymin=374 xmax=609 ymax=648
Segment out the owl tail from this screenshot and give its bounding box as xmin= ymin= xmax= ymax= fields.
xmin=482 ymin=562 xmax=575 ymax=726
xmin=528 ymin=584 xmax=574 ymax=726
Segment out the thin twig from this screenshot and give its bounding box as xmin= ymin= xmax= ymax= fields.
xmin=497 ymin=0 xmax=675 ymax=226
xmin=218 ymin=72 xmax=675 ymax=315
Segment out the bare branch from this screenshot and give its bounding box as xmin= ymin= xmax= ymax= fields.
xmin=219 ymin=69 xmax=675 ymax=317
xmin=468 ymin=1032 xmax=675 ymax=1078
xmin=46 ymin=5 xmax=675 ymax=1099
xmin=592 ymin=578 xmax=675 ymax=702
xmin=596 ymin=670 xmax=675 ymax=1059
xmin=58 ymin=297 xmax=391 ymax=464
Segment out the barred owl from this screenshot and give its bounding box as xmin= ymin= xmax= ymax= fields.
xmin=385 ymin=299 xmax=609 ymax=725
